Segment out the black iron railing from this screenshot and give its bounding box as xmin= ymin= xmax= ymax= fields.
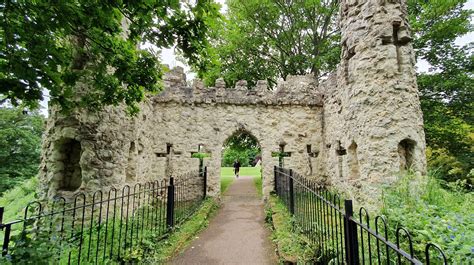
xmin=0 ymin=167 xmax=207 ymax=264
xmin=274 ymin=166 xmax=447 ymax=264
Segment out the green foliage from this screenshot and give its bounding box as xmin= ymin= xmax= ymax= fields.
xmin=267 ymin=195 xmax=317 ymax=263
xmin=222 ymin=130 xmax=261 ymax=167
xmin=193 ymin=0 xmax=340 ymax=87
xmin=408 ymin=0 xmax=473 ymax=181
xmin=382 ymin=172 xmax=474 ymax=263
xmin=253 ymin=171 xmax=263 ymax=197
xmin=1 ymin=0 xmax=221 ymax=114
xmin=222 ymin=148 xmax=259 ymax=167
xmin=0 ymin=107 xmax=44 ymax=195
xmin=0 ymin=178 xmax=37 ymax=222
xmin=427 ymin=147 xmax=473 ymax=184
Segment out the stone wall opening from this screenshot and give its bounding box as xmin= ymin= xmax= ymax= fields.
xmin=57 ymin=138 xmax=82 ymax=191
xmin=348 ymin=141 xmax=360 ymax=180
xmin=222 ymin=129 xmax=262 ymax=191
xmin=126 ymin=141 xmax=136 ymax=182
xmin=398 ymin=139 xmax=416 ymax=171
xmin=336 ymin=140 xmax=346 ymax=178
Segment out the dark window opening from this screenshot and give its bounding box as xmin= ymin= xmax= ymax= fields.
xmin=58 ymin=139 xmax=82 ymax=191
xmin=336 ymin=141 xmax=347 ymax=156
xmin=348 ymin=142 xmax=360 ymax=180
xmin=398 ymin=139 xmax=416 ymax=171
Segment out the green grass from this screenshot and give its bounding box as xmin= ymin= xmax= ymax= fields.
xmin=0 ymin=178 xmax=37 ymax=222
xmin=266 ymin=195 xmax=316 ymax=263
xmin=220 ymin=166 xmax=262 ymax=195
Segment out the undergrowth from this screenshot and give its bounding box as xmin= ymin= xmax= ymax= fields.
xmin=382 ymin=172 xmax=474 ymax=262
xmin=0 ymin=178 xmax=38 ymax=222
xmin=266 ymin=195 xmax=316 ymax=263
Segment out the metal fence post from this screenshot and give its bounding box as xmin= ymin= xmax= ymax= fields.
xmin=203 ymin=166 xmax=208 ymax=199
xmin=166 ymin=177 xmax=175 ymax=229
xmin=0 ymin=207 xmax=9 ymax=257
xmin=289 ymin=169 xmax=295 ymax=215
xmin=344 ymin=199 xmax=360 ymax=265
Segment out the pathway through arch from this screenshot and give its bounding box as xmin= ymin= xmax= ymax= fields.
xmin=171 ymin=176 xmax=277 ymax=265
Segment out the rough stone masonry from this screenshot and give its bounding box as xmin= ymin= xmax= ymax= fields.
xmin=39 ymin=0 xmax=426 ymax=206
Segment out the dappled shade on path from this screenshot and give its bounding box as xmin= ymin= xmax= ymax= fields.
xmin=170 ymin=176 xmax=277 ymax=265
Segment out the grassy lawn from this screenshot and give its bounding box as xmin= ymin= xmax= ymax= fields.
xmin=220 ymin=167 xmax=262 ymax=196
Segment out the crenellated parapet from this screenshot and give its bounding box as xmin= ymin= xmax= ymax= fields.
xmin=153 ymin=67 xmax=324 ymax=106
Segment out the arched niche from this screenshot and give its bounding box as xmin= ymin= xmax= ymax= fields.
xmin=347 ymin=141 xmax=360 ymax=180
xmin=55 ymin=138 xmax=82 ymax=191
xmin=398 ymin=139 xmax=416 ymax=171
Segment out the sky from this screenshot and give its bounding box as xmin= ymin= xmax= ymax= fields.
xmin=39 ymin=0 xmax=473 ymax=114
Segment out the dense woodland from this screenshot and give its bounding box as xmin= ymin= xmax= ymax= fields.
xmin=0 ymin=0 xmax=472 ymax=261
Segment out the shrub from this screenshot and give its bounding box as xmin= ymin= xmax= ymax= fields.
xmin=382 ymin=172 xmax=474 ymax=263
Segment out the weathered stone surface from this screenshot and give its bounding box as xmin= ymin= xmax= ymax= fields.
xmin=39 ymin=0 xmax=426 ymax=206
xmin=321 ymin=0 xmax=426 ymax=206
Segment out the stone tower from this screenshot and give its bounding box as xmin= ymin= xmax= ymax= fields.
xmin=321 ymin=0 xmax=426 ymax=203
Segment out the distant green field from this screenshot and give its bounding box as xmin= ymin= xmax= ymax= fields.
xmin=220 ymin=167 xmax=262 ymax=195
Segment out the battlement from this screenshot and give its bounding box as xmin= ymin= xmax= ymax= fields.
xmin=153 ymin=67 xmax=323 ymax=106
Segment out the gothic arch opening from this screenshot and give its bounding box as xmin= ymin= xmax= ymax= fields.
xmin=56 ymin=138 xmax=82 ymax=191
xmin=398 ymin=139 xmax=416 ymax=171
xmin=348 ymin=141 xmax=360 ymax=180
xmin=221 ymin=129 xmax=262 ymax=194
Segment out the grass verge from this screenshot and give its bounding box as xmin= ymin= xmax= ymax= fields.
xmin=0 ymin=178 xmax=38 ymax=221
xmin=145 ymin=198 xmax=220 ymax=263
xmin=266 ymin=195 xmax=316 ymax=264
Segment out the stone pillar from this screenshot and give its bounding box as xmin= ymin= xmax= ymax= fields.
xmin=328 ymin=0 xmax=426 ymax=202
xmin=261 ymin=149 xmax=274 ymax=198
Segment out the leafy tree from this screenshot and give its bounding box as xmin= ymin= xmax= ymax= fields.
xmin=1 ymin=0 xmax=220 ymax=114
xmin=0 ymin=107 xmax=44 ymax=195
xmin=194 ymin=0 xmax=340 ymax=87
xmin=222 ymin=131 xmax=261 ymax=167
xmin=408 ymin=0 xmax=473 ymax=182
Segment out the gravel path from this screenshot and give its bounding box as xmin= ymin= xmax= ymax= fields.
xmin=170 ymin=176 xmax=277 ymax=265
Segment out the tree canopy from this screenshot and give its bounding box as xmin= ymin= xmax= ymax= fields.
xmin=408 ymin=0 xmax=473 ymax=182
xmin=222 ymin=130 xmax=261 ymax=167
xmin=1 ymin=0 xmax=221 ymax=114
xmin=193 ymin=0 xmax=340 ymax=87
xmin=0 ymin=107 xmax=44 ymax=195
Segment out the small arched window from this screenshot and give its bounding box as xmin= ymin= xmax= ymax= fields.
xmin=57 ymin=138 xmax=82 ymax=191
xmin=398 ymin=139 xmax=416 ymax=171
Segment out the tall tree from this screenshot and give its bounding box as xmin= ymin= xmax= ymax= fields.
xmin=0 ymin=0 xmax=220 ymax=114
xmin=195 ymin=0 xmax=340 ymax=87
xmin=0 ymin=107 xmax=44 ymax=195
xmin=408 ymin=0 xmax=473 ymax=182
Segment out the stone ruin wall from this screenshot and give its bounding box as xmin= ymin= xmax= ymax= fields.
xmin=39 ymin=0 xmax=427 ymax=205
xmin=39 ymin=70 xmax=325 ymax=199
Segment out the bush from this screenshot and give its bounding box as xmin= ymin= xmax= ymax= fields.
xmin=427 ymin=147 xmax=473 ymax=185
xmin=382 ymin=172 xmax=474 ymax=263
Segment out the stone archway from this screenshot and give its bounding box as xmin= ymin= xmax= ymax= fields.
xmin=219 ymin=127 xmax=262 ymax=191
